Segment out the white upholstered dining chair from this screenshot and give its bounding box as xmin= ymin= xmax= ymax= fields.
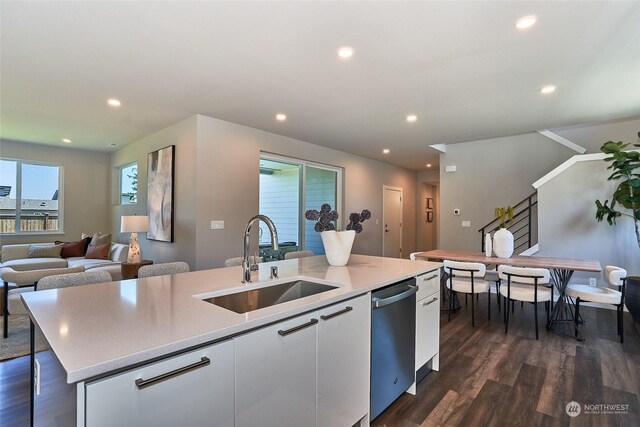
xmin=284 ymin=250 xmax=314 ymax=260
xmin=443 ymin=260 xmax=491 ymax=327
xmin=566 ymin=265 xmax=627 ymax=343
xmin=498 ymin=265 xmax=552 ymax=340
xmin=138 ymin=262 xmax=190 ymax=278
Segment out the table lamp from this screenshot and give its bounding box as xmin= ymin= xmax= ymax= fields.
xmin=120 ymin=215 xmax=149 ymax=263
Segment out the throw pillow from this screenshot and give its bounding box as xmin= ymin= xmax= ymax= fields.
xmin=54 ymin=239 xmax=90 ymax=258
xmin=85 ymin=243 xmax=112 ymax=260
xmin=27 ymin=244 xmax=63 ymax=258
xmin=91 ymin=233 xmax=112 ymax=246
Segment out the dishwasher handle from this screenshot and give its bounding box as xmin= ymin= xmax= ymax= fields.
xmin=371 ymin=284 xmax=418 ymax=308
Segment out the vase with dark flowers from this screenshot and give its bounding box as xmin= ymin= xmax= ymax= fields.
xmin=305 ymin=204 xmax=370 ymax=266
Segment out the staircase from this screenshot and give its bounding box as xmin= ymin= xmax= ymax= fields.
xmin=478 ymin=192 xmax=538 ymax=254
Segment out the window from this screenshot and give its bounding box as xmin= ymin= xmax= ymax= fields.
xmin=120 ymin=163 xmax=138 ymax=204
xmin=0 ymin=158 xmax=63 ymax=234
xmin=259 ymin=154 xmax=342 ymax=258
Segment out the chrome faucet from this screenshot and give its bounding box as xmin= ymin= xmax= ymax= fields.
xmin=242 ymin=214 xmax=279 ymax=283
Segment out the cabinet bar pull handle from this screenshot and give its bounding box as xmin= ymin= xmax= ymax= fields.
xmin=422 ymin=297 xmax=438 ymax=306
xmin=423 ymin=274 xmax=438 ymax=281
xmin=135 ymin=357 xmax=210 ymax=389
xmin=278 ymin=318 xmax=318 ymax=336
xmin=320 ymin=306 xmax=353 ymax=321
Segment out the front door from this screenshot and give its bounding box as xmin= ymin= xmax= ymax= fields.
xmin=383 ymin=186 xmax=402 ymax=258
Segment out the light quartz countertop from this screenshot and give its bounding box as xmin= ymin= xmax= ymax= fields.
xmin=22 ymin=255 xmax=441 ymax=383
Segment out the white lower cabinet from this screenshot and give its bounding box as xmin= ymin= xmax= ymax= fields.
xmin=235 ymin=293 xmax=370 ymax=427
xmin=409 ymin=270 xmax=440 ymax=395
xmin=235 ymin=312 xmax=318 ymax=427
xmin=84 ymin=339 xmax=234 ymax=427
xmin=317 ymin=294 xmax=370 ymax=427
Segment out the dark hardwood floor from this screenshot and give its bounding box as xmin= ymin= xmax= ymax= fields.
xmin=373 ymin=295 xmax=640 ymax=426
xmin=2 ymin=295 xmax=639 ymax=426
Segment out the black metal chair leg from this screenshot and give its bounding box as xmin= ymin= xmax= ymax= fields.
xmin=3 ymin=281 xmax=9 ymax=338
xmin=505 ymin=297 xmax=510 ymax=334
xmin=465 ymin=294 xmax=468 ymax=307
xmin=574 ymin=297 xmax=581 ymax=338
xmin=620 ymin=304 xmax=624 ymax=344
xmin=448 ymin=288 xmax=453 ymax=322
xmin=471 ymin=292 xmax=475 ymax=328
xmin=488 ymin=291 xmax=491 ymax=322
xmin=534 ymin=301 xmax=539 ymax=340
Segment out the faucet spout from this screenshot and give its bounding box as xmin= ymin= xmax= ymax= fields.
xmin=242 ymin=214 xmax=279 ymax=283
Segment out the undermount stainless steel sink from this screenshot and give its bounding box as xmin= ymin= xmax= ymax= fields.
xmin=202 ymin=280 xmax=338 ymax=314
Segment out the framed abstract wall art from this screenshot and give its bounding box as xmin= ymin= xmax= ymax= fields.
xmin=147 ymin=145 xmax=174 ymax=242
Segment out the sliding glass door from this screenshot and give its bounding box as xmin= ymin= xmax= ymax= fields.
xmin=259 ymin=155 xmax=342 ymax=257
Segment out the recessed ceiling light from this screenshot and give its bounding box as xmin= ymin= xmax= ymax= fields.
xmin=516 ymin=15 xmax=537 ymax=30
xmin=107 ymin=98 xmax=121 ymax=107
xmin=426 ymin=164 xmax=432 ymax=168
xmin=540 ymin=85 xmax=556 ymax=94
xmin=338 ymin=47 xmax=354 ymax=59
xmin=382 ymin=148 xmax=390 ymax=154
xmin=62 ymin=138 xmax=72 ymax=144
xmin=276 ymin=113 xmax=287 ymax=121
xmin=406 ymin=114 xmax=418 ymax=123
xmin=107 ymin=143 xmax=117 ymax=147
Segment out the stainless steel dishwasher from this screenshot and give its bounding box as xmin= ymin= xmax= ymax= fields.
xmin=370 ymin=278 xmax=418 ymax=420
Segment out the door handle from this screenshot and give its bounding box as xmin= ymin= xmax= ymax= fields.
xmin=372 ymin=284 xmax=418 ymax=308
xmin=135 ymin=357 xmax=210 ymax=389
xmin=422 ymin=297 xmax=438 ymax=306
xmin=277 ymin=318 xmax=318 ymax=336
xmin=320 ymin=306 xmax=353 ymax=321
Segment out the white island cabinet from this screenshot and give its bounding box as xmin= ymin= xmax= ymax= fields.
xmin=235 ymin=294 xmax=370 ymax=427
xmin=84 ymin=340 xmax=235 ymax=427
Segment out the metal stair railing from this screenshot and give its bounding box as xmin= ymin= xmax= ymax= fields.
xmin=479 ymin=192 xmax=538 ymax=254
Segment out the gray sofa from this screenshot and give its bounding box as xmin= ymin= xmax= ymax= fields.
xmin=0 ymin=242 xmax=129 ymax=280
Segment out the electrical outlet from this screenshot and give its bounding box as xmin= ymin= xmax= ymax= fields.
xmin=210 ymin=220 xmax=224 ymax=230
xmin=589 ymin=277 xmax=597 ymax=286
xmin=462 ymin=220 xmax=471 ymax=228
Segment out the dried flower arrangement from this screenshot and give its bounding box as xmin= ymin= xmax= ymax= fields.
xmin=305 ymin=203 xmax=371 ymax=233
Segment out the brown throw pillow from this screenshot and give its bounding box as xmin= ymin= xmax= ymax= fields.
xmin=55 ymin=238 xmax=92 ymax=258
xmin=85 ymin=243 xmax=112 ymax=260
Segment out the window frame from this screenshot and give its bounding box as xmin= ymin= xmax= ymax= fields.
xmin=259 ymin=152 xmax=343 ymax=250
xmin=119 ymin=162 xmax=138 ymax=205
xmin=0 ymin=157 xmax=64 ymax=235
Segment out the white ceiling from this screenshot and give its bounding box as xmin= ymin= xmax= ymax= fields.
xmin=1 ymin=1 xmax=639 ymax=170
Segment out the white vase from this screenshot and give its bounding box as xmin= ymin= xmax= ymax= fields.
xmin=484 ymin=233 xmax=492 ymax=257
xmin=320 ymin=230 xmax=356 ymax=266
xmin=493 ymin=228 xmax=514 ymax=258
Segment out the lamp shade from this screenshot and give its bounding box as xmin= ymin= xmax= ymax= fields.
xmin=120 ymin=215 xmax=149 ymax=233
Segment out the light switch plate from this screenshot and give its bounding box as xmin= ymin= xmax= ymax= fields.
xmin=462 ymin=220 xmax=471 ymax=228
xmin=589 ymin=277 xmax=597 ymax=286
xmin=210 ymin=220 xmax=224 ymax=230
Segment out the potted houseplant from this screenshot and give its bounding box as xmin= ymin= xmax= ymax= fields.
xmin=595 ymin=139 xmax=640 ymax=321
xmin=305 ymin=204 xmax=370 ymax=266
xmin=492 ymin=206 xmax=514 ymax=258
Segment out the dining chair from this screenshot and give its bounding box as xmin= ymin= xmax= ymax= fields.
xmin=498 ymin=265 xmax=551 ymax=340
xmin=284 ymin=250 xmax=314 ymax=260
xmin=224 ymin=256 xmax=262 ymax=267
xmin=7 ymin=271 xmax=112 ymax=326
xmin=566 ymin=265 xmax=626 ymax=342
xmin=443 ymin=260 xmax=491 ymax=327
xmin=138 ymin=262 xmax=190 ymax=278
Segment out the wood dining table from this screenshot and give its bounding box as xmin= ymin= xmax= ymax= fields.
xmin=414 ymin=249 xmax=602 ymax=340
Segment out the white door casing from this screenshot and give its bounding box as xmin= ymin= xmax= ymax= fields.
xmin=383 ymin=186 xmax=402 ymax=258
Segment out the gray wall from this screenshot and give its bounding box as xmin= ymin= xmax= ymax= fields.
xmin=416 ymin=170 xmax=439 ymax=252
xmin=537 ymin=157 xmax=640 ymax=282
xmin=0 ymin=139 xmax=111 ymax=245
xmin=552 ymin=116 xmax=640 ymax=153
xmin=194 ymin=115 xmax=417 ymax=270
xmin=110 ymin=116 xmax=198 ymax=268
xmin=439 ymin=133 xmax=574 ymax=251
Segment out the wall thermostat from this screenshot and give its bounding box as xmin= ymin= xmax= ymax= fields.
xmin=453 ymin=209 xmax=460 ymax=215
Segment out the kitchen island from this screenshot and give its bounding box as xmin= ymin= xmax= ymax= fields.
xmin=23 ymin=255 xmax=441 ymax=426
